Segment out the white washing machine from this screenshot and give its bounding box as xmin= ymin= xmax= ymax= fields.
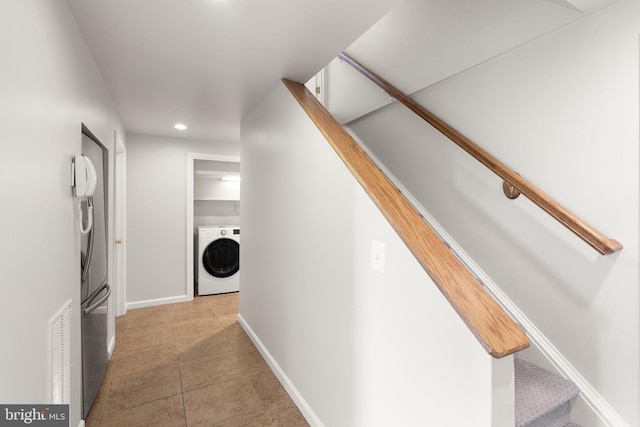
xmin=197 ymin=226 xmax=240 ymax=295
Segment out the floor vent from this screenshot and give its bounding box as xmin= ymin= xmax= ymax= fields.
xmin=49 ymin=299 xmax=72 ymax=404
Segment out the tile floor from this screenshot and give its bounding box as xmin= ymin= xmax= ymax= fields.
xmin=86 ymin=292 xmax=309 ymax=427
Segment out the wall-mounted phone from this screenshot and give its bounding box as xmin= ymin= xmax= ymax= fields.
xmin=73 ymin=155 xmax=97 ymax=199
xmin=72 ymin=155 xmax=97 ymax=234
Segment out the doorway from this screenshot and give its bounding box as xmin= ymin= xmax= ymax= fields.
xmin=186 ymin=153 xmax=240 ymax=301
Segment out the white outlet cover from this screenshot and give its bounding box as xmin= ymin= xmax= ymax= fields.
xmin=371 ymin=240 xmax=386 ymax=273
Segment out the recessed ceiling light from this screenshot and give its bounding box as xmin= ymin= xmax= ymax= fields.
xmin=174 ymin=123 xmax=187 ymax=130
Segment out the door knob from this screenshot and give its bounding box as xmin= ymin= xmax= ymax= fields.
xmin=115 ymin=240 xmax=122 ymax=244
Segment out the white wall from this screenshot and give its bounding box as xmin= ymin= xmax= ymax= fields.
xmin=345 ymin=1 xmax=639 ymax=425
xmin=328 ymin=0 xmax=586 ymax=125
xmin=240 ymin=82 xmax=511 ymax=427
xmin=0 ymin=1 xmax=124 ymax=425
xmin=125 ymin=134 xmax=239 ymax=306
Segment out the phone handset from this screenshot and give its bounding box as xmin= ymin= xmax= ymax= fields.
xmin=72 ymin=155 xmax=97 ymax=235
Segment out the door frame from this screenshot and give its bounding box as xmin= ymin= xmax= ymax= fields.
xmin=114 ymin=132 xmax=126 ymax=317
xmin=186 ymin=152 xmax=240 ymax=301
xmin=304 ymin=68 xmax=326 ymax=105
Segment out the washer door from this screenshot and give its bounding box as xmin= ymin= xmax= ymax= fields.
xmin=202 ymin=238 xmax=239 ymax=278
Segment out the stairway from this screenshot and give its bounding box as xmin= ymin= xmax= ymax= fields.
xmin=515 ymin=358 xmax=582 ymax=427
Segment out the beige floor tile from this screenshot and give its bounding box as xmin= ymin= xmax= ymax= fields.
xmin=114 ymin=315 xmax=128 ymax=334
xmin=179 ymin=350 xmax=245 ymax=392
xmin=195 ymin=292 xmax=238 ymax=309
xmin=116 ymin=322 xmax=176 ymax=353
xmin=236 ymin=356 xmax=267 ymax=374
xmin=173 ymin=316 xmax=226 ymax=342
xmin=208 ymin=297 xmax=240 ymax=316
xmin=176 ymin=333 xmax=235 ymax=363
xmin=214 ymin=410 xmax=274 ymax=427
xmin=215 ymin=313 xmax=239 ymax=328
xmin=85 ymin=395 xmax=106 ymax=427
xmin=225 ymin=328 xmax=257 ymax=352
xmin=96 ymin=361 xmax=115 ymax=399
xmin=101 ymin=394 xmax=186 ymax=427
xmin=171 ymin=300 xmax=216 ymax=323
xmin=119 ymin=304 xmax=173 ymax=329
xmin=234 ymin=344 xmax=266 ymax=370
xmin=111 ymin=343 xmax=178 ymax=377
xmin=220 ymin=322 xmax=251 ymax=342
xmin=106 ymin=363 xmax=182 ymax=409
xmin=90 ymin=293 xmax=307 ymax=427
xmin=250 ymin=369 xmax=290 ymax=409
xmin=250 ymin=371 xmax=310 ymax=425
xmin=183 ymin=376 xmax=265 ymax=426
xmin=267 ymin=401 xmax=309 ymax=427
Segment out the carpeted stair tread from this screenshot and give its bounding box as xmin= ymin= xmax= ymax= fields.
xmin=515 ymin=358 xmax=579 ymax=427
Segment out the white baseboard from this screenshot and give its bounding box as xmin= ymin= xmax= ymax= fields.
xmin=236 ymin=314 xmax=324 ymax=427
xmin=126 ymin=294 xmax=191 ymax=310
xmin=78 ymin=420 xmax=85 ymax=427
xmin=349 ymin=128 xmax=629 ymax=427
xmin=107 ymin=335 xmax=116 ymax=360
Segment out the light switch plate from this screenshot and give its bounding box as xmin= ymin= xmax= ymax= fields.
xmin=371 ymin=240 xmax=386 ymax=273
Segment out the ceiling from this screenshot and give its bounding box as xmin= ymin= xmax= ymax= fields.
xmin=66 ymin=0 xmax=397 ymax=142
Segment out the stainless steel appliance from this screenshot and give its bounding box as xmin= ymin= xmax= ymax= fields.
xmin=79 ymin=127 xmax=110 ymax=418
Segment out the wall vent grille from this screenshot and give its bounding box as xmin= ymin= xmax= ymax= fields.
xmin=49 ymin=300 xmax=72 ymax=404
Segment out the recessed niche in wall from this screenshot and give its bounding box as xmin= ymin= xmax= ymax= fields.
xmin=193 ymin=159 xmax=240 ymax=201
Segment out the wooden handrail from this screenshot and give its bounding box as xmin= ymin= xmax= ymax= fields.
xmin=283 ymin=78 xmax=530 ymax=358
xmin=338 ymin=52 xmax=622 ymax=256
